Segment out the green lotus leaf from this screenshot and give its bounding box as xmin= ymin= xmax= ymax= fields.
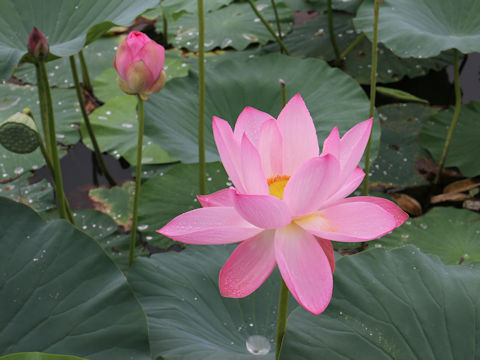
xmin=354 ymin=0 xmax=480 ymax=58
xmin=165 ymin=1 xmax=293 ymax=51
xmin=144 ymin=54 xmax=377 ymax=165
xmin=420 ymin=101 xmax=480 ymax=177
xmin=370 ymin=103 xmax=440 ymax=187
xmin=0 ymin=197 xmax=150 ymax=359
xmin=372 ymin=207 xmax=480 ymax=265
xmin=128 ymin=244 xmax=297 ymax=360
xmin=0 ymin=0 xmax=159 ymax=81
xmin=280 ymin=246 xmax=480 ymax=359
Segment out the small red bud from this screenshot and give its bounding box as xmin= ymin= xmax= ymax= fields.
xmin=27 ymin=27 xmax=49 ymax=60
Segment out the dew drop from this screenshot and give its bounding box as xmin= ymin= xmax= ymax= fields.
xmin=246 ymin=335 xmax=271 ymax=355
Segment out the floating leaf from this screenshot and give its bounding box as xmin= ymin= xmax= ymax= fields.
xmin=371 ymin=207 xmax=480 ymax=265
xmin=89 ymin=181 xmax=134 ymax=230
xmin=370 ymin=103 xmax=440 ymax=187
xmin=166 ymin=1 xmax=293 ymax=51
xmin=420 ymin=101 xmax=480 ymax=178
xmin=264 ymin=12 xmax=358 ymax=61
xmin=0 ymin=174 xmax=54 ymax=212
xmin=138 ymin=162 xmax=228 ymax=249
xmin=343 ymin=39 xmax=455 ymax=84
xmin=81 ymin=95 xmax=176 ymax=165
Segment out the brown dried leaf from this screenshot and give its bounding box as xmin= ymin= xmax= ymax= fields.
xmin=391 ymin=193 xmax=422 ymax=216
xmin=431 ymin=192 xmax=468 ymax=204
xmin=444 ymin=178 xmax=480 ymax=194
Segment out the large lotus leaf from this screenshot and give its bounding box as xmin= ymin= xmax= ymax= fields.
xmin=0 ymin=197 xmax=150 ymax=359
xmin=371 ymin=207 xmax=480 ymax=265
xmin=138 ymin=162 xmax=228 ymax=249
xmin=128 ymin=244 xmax=297 ymax=360
xmin=280 ymin=245 xmax=480 ymax=359
xmin=144 ymin=54 xmax=377 ymax=164
xmin=420 ymin=101 xmax=480 ymax=178
xmin=81 ymin=95 xmax=175 ymax=166
xmin=354 ymin=0 xmax=480 ymax=58
xmin=13 ymin=37 xmax=120 ymax=88
xmin=165 ymin=1 xmax=293 ymax=51
xmin=370 ymin=103 xmax=440 ymax=187
xmin=0 ymin=174 xmax=54 ymax=212
xmin=0 ymin=0 xmax=159 ymax=81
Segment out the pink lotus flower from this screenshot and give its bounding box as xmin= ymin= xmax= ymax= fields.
xmin=158 ymin=94 xmax=407 ymax=315
xmin=114 ymin=31 xmax=166 ymax=99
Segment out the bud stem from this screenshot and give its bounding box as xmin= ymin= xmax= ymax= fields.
xmin=78 ymin=50 xmax=93 ymax=93
xmin=129 ymin=95 xmax=145 ymax=268
xmin=36 ymin=59 xmax=72 ymax=223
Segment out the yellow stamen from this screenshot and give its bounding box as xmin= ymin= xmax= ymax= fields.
xmin=267 ymin=175 xmax=291 ymax=199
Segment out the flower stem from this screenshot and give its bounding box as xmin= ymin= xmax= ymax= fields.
xmin=36 ymin=59 xmax=71 ymax=222
xmin=197 ymin=0 xmax=207 ymax=195
xmin=361 ymin=0 xmax=381 ymax=197
xmin=434 ymin=49 xmax=462 ymax=184
xmin=327 ymin=0 xmax=341 ymax=65
xmin=271 ymin=0 xmax=283 ymax=41
xmin=78 ymin=50 xmax=93 ymax=93
xmin=129 ymin=95 xmax=145 ymax=267
xmin=280 ymin=79 xmax=287 ymax=107
xmin=129 ymin=95 xmax=145 ymax=268
xmin=69 ymin=55 xmax=116 ymax=186
xmin=246 ymin=0 xmax=291 ymax=55
xmin=163 ymin=14 xmax=169 ymax=46
xmin=339 ymin=32 xmax=366 ymax=60
xmin=275 ymin=279 xmax=290 ymax=360
xmin=35 ymin=63 xmax=51 ymax=158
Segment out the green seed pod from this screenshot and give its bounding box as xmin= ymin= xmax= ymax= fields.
xmin=0 ymin=112 xmax=40 ymax=154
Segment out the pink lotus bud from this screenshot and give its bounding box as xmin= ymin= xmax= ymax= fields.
xmin=114 ymin=31 xmax=166 ymax=99
xmin=27 ymin=27 xmax=49 ymax=60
